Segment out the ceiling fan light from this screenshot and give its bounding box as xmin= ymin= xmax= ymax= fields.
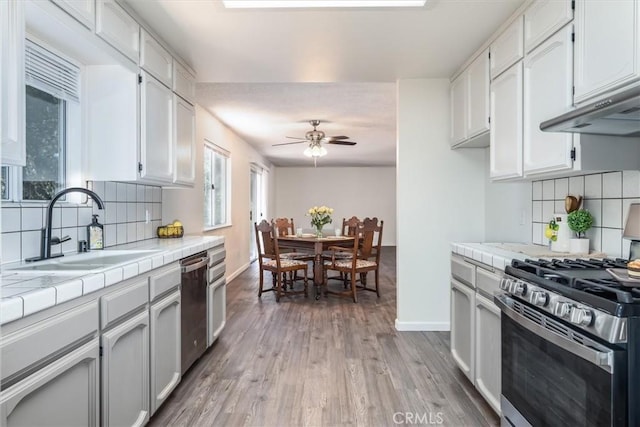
xmin=303 ymin=144 xmax=328 ymax=158
xmin=303 ymin=146 xmax=313 ymax=157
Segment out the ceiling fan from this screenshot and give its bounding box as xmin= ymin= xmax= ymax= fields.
xmin=273 ymin=120 xmax=357 ymax=155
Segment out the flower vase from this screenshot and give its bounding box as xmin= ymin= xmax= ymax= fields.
xmin=314 ymin=225 xmax=323 ymax=238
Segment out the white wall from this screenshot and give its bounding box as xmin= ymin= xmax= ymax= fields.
xmin=163 ymin=105 xmax=273 ymax=281
xmin=396 ymin=79 xmax=486 ymax=331
xmin=483 ymin=149 xmax=532 ymax=243
xmin=273 ymin=167 xmax=396 ymax=245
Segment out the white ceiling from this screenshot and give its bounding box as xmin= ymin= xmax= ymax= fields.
xmin=124 ymin=0 xmax=525 ymax=166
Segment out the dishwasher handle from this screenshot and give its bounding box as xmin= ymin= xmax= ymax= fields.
xmin=181 ymin=256 xmax=209 ymax=273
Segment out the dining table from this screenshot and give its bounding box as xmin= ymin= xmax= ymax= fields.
xmin=277 ymin=234 xmax=355 ymax=299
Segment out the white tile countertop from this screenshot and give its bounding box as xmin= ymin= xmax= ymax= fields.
xmin=451 ymin=242 xmax=608 ymax=271
xmin=0 ymin=235 xmax=224 ymax=325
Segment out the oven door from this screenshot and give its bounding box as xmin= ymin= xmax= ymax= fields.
xmin=495 ymin=294 xmax=627 ymax=427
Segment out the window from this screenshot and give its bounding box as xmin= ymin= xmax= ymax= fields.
xmin=2 ymin=38 xmax=80 ymax=203
xmin=204 ymin=141 xmax=230 ymax=229
xmin=23 ymin=85 xmax=66 ymax=200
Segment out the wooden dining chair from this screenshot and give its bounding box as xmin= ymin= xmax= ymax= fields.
xmin=342 ymin=216 xmax=360 ymax=237
xmin=255 ymin=220 xmax=308 ymax=301
xmin=273 ymin=217 xmax=295 ymax=237
xmin=272 ymin=217 xmax=314 ymax=282
xmin=323 ymin=219 xmax=383 ymax=302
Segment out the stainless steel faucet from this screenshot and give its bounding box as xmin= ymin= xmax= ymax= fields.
xmin=26 ymin=187 xmax=105 ymax=262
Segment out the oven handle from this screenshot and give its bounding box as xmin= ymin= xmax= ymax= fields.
xmin=181 ymin=257 xmax=209 ymax=274
xmin=495 ymin=294 xmax=614 ymax=373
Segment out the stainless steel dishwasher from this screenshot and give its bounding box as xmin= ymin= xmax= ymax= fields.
xmin=180 ymin=251 xmax=209 ymax=374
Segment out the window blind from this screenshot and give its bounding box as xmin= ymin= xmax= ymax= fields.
xmin=25 ymin=39 xmax=80 ymax=103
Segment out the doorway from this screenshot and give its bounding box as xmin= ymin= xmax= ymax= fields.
xmin=250 ymin=166 xmax=265 ymax=262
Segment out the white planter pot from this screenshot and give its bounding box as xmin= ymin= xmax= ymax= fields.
xmin=570 ymin=238 xmax=590 ymax=254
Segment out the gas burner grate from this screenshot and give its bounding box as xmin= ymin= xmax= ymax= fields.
xmin=523 ymin=257 xmax=628 ymax=270
xmin=574 ymin=277 xmax=640 ymax=304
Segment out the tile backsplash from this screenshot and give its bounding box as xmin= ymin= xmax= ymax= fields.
xmin=1 ymin=181 xmax=162 ymax=264
xmin=532 ymin=171 xmax=640 ymax=258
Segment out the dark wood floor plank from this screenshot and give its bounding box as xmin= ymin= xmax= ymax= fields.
xmin=149 ymin=247 xmax=498 ymax=427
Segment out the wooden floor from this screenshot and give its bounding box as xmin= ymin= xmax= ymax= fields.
xmin=149 ymin=247 xmax=498 ymax=427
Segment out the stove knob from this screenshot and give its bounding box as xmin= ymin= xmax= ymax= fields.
xmin=499 ymin=278 xmax=512 ymax=291
xmin=530 ymin=290 xmax=548 ymax=307
xmin=555 ymin=302 xmax=573 ymax=319
xmin=570 ymin=308 xmax=594 ymax=327
xmin=511 ymin=281 xmax=527 ymax=297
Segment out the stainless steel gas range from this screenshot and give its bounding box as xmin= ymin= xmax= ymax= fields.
xmin=496 ymin=258 xmax=640 ymax=427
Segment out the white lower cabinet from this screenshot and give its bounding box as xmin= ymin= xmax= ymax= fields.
xmin=0 ymin=301 xmax=100 ymax=426
xmin=474 ymin=293 xmax=502 ymax=415
xmin=450 ymin=278 xmax=475 ymax=382
xmin=451 ymin=254 xmax=502 ymax=415
xmin=150 ymin=289 xmax=181 ymax=415
xmin=208 ymin=277 xmax=227 ymax=346
xmin=0 ymin=338 xmax=100 ymax=426
xmin=101 ymin=310 xmax=150 ymax=427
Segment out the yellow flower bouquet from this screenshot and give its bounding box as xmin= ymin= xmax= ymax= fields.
xmin=307 ymin=205 xmax=334 ymax=237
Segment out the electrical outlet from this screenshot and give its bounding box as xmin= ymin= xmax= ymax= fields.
xmin=145 ymin=209 xmax=150 ymax=224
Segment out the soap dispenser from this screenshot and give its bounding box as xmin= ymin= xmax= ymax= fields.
xmin=87 ymin=214 xmax=104 ymax=250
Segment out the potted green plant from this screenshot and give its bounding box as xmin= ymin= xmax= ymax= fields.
xmin=567 ymin=209 xmax=594 ymax=254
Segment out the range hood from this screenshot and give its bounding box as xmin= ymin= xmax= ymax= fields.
xmin=540 ymin=85 xmax=640 ymax=137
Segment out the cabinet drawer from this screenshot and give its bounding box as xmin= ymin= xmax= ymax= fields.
xmin=451 ymin=255 xmax=475 ymax=288
xmin=476 ymin=267 xmax=502 ymax=299
xmin=209 ymin=262 xmax=225 ymax=284
xmin=140 ymin=29 xmax=172 ymax=88
xmin=100 ymin=279 xmax=148 ymax=330
xmin=149 ymin=265 xmax=181 ymax=302
xmin=1 ymin=301 xmax=98 ymax=384
xmin=491 ymin=16 xmax=524 ymax=79
xmin=173 ymin=60 xmax=196 ymax=104
xmin=208 ymin=246 xmax=226 ymax=267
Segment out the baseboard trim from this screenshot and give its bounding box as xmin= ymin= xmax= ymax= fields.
xmin=226 ymin=262 xmax=251 ymax=283
xmin=395 ymin=319 xmax=450 ymax=331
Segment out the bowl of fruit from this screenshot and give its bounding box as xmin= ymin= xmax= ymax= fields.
xmin=157 ymin=220 xmax=184 ymax=238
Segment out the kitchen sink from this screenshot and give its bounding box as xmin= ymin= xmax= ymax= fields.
xmin=10 ymin=250 xmax=161 ymax=273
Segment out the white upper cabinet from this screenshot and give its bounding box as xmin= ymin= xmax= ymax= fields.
xmin=490 ymin=62 xmax=523 ymax=180
xmin=141 ymin=71 xmax=173 ymax=183
xmin=450 ymin=73 xmax=468 ymax=146
xmin=173 ymin=95 xmax=196 ymax=186
xmin=574 ymin=0 xmax=640 ymax=104
xmin=51 ymin=0 xmax=95 ymax=30
xmin=524 ymin=25 xmax=575 ymax=176
xmin=524 ymin=0 xmax=573 ymax=53
xmin=96 ymin=0 xmax=140 ymax=63
xmin=466 ymin=50 xmax=491 ymax=140
xmin=1 ymin=0 xmax=25 ymax=166
xmin=173 ymin=60 xmax=196 ymax=105
xmin=86 ymin=67 xmax=176 ymax=186
xmin=140 ymin=29 xmax=172 ymax=88
xmin=490 ymin=16 xmax=524 ymax=80
xmin=450 ymin=50 xmax=490 ymax=148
